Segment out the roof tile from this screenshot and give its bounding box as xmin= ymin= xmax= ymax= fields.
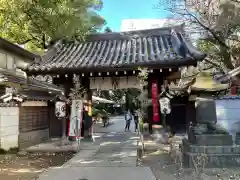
xmin=28 ymin=26 xmax=206 ymax=72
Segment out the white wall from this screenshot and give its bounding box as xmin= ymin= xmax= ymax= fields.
xmin=90 ymin=76 xmax=140 ymax=90
xmin=0 ymin=107 xmax=19 ymax=150
xmin=21 ymin=101 xmax=48 ymax=107
xmin=0 ymin=52 xmax=7 ymax=69
xmin=0 ymin=49 xmax=31 ymax=70
xmin=216 ymin=98 xmax=240 ymax=135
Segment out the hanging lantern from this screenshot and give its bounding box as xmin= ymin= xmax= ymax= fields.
xmin=55 ymin=101 xmax=66 ymax=118
xmin=159 ymin=97 xmax=171 ymax=115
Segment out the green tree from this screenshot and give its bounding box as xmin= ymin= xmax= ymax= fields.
xmin=104 ymin=27 xmax=112 ymax=33
xmin=109 ymin=89 xmax=125 ymax=103
xmin=0 ymin=0 xmax=105 ymax=52
xmin=92 ymin=88 xmax=140 ymax=112
xmin=125 ymin=88 xmax=141 ymax=110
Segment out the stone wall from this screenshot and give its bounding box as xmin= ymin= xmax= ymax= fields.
xmin=182 ymin=97 xmax=240 ymax=168
xmin=0 ymin=107 xmax=19 ymax=150
xmin=18 ymin=128 xmax=49 ymax=149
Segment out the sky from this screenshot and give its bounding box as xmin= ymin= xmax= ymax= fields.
xmin=98 ymin=0 xmax=169 ymax=32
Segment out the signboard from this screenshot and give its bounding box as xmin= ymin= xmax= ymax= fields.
xmin=55 ymin=101 xmax=66 ymax=118
xmin=159 ymin=97 xmax=171 ymax=114
xmin=90 ymin=77 xmax=141 ymax=90
xmin=151 ymin=80 xmax=160 ymax=122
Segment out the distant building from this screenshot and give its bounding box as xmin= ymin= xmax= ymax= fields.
xmin=121 ymin=19 xmax=177 ymax=31
xmin=121 ymin=18 xmax=206 ymax=46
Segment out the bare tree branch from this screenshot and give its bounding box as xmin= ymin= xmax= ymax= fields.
xmin=204 ymin=59 xmax=226 ymax=73
xmin=162 ymin=0 xmax=240 ymax=74
xmin=183 ymin=7 xmax=230 ymax=49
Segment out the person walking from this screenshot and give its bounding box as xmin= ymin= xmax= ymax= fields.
xmin=124 ymin=109 xmax=132 ymax=131
xmin=133 ymin=109 xmax=139 ymax=132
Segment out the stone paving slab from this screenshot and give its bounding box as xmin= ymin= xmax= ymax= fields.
xmin=25 ymin=133 xmax=105 ymax=153
xmin=93 ymin=150 xmax=137 ymax=157
xmin=62 ymin=147 xmax=99 ymax=167
xmin=36 ymin=117 xmax=156 ymax=180
xmin=64 ymin=157 xmax=137 ymax=167
xmin=37 ymin=167 xmax=156 ymax=180
xmin=26 ymin=139 xmax=78 ymax=152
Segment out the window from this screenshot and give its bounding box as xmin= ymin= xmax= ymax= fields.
xmin=6 ymin=54 xmax=14 ymax=69
xmin=0 ymin=53 xmax=7 ymax=68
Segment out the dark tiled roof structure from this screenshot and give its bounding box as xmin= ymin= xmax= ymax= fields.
xmin=0 ymin=38 xmax=38 ymax=60
xmin=0 ymin=68 xmax=62 ymax=95
xmin=27 ymin=26 xmax=206 ymax=73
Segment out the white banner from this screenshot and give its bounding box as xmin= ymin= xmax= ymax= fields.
xmin=69 ymin=100 xmax=77 ymax=136
xmin=90 ymin=77 xmax=140 ymax=90
xmin=76 ymin=100 xmax=83 ymax=133
xmin=69 ymin=100 xmax=83 ymax=137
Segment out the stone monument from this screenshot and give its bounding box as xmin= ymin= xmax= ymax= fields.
xmin=182 ymin=97 xmax=240 ymax=168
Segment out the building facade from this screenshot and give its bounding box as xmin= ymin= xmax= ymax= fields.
xmin=120 ymin=19 xmax=177 ymax=31
xmin=26 ymin=25 xmax=206 ymax=136
xmin=0 ymin=38 xmax=62 ymax=150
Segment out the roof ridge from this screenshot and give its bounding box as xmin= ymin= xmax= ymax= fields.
xmin=38 ymin=40 xmax=64 ymax=63
xmin=85 ymin=24 xmax=185 ymax=42
xmin=95 ymin=24 xmax=185 ymax=36
xmin=27 ymin=24 xmax=206 ymax=73
xmin=0 ymin=37 xmax=38 ymax=59
xmin=45 ymin=25 xmax=186 ymax=47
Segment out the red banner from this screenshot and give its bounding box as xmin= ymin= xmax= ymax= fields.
xmin=152 ymin=80 xmax=160 ymax=122
xmin=231 ymin=85 xmax=237 ymax=95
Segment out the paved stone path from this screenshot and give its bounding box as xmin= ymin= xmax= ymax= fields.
xmin=37 ymin=116 xmax=156 ymax=180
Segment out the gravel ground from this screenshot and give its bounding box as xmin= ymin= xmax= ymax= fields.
xmin=137 ymin=133 xmax=240 ymax=180
xmin=139 ymin=145 xmax=240 ymax=180
xmin=0 ymin=152 xmax=75 ymax=180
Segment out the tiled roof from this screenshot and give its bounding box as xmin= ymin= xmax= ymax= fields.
xmin=0 ymin=68 xmax=62 ymax=95
xmin=0 ymin=38 xmax=38 ymax=60
xmin=27 ymin=26 xmax=206 ymax=73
